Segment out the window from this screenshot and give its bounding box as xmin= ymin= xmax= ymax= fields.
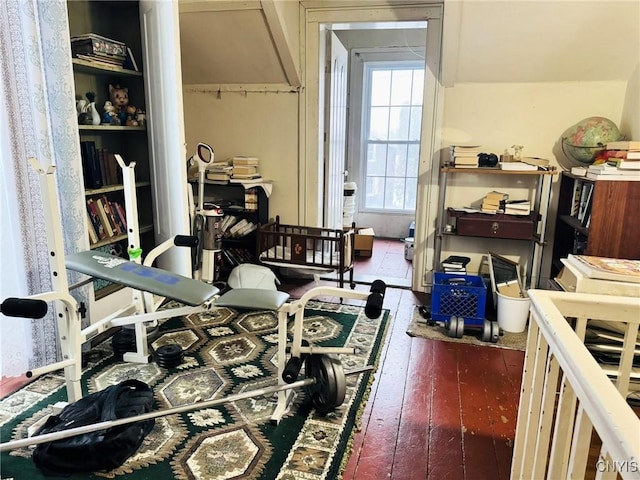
xmin=361 ymin=61 xmax=424 ymax=212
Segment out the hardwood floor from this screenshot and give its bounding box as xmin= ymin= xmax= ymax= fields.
xmin=280 ymin=238 xmax=525 ymax=480
xmin=1 ymin=238 xmax=525 ymax=479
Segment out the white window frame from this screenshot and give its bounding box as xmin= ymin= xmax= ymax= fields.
xmin=350 ymin=51 xmax=425 ymax=214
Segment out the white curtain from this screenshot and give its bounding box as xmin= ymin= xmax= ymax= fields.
xmin=0 ymin=0 xmax=89 ymax=378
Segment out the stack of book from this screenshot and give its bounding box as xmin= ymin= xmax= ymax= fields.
xmin=586 ymin=140 xmax=640 ymax=180
xmin=441 ymin=255 xmax=470 ymax=274
xmin=230 ymin=156 xmax=262 ymax=181
xmin=503 ymin=200 xmax=531 ymax=216
xmin=450 ymin=145 xmax=481 ymax=168
xmin=481 ymin=190 xmax=508 ymax=213
xmin=219 ymin=215 xmax=257 ymax=238
xmin=205 ymin=160 xmax=233 ymax=182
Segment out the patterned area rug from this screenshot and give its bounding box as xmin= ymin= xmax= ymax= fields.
xmin=406 ymin=305 xmax=527 ymax=350
xmin=0 ymin=300 xmax=390 ymax=479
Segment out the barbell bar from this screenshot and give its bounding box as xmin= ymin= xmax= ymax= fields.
xmin=0 ymin=364 xmax=373 ymax=452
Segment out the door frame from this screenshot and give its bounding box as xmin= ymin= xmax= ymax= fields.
xmin=300 ymin=4 xmax=444 ymax=292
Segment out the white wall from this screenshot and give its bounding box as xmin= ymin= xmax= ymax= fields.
xmin=440 ymin=80 xmax=629 ymax=285
xmin=182 ymin=90 xmax=300 ymax=224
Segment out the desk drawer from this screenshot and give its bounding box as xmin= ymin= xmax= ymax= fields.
xmin=448 ymin=210 xmax=538 ymax=240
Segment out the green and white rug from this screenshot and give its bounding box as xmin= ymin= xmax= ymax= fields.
xmin=0 ymin=300 xmax=390 ymax=479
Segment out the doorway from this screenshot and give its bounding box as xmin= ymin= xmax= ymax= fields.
xmin=303 ymin=4 xmax=444 ymax=292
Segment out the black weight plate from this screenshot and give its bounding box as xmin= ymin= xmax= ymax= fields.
xmin=305 ymin=354 xmax=346 ymax=415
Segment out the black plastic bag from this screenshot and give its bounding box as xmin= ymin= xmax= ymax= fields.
xmin=32 ymin=379 xmax=154 ymax=476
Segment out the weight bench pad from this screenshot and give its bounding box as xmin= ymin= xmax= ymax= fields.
xmin=66 ymin=251 xmax=219 ymax=306
xmin=215 ymin=289 xmax=290 ymax=311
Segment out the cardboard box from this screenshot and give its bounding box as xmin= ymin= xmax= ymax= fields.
xmin=354 ymin=227 xmax=375 ymax=257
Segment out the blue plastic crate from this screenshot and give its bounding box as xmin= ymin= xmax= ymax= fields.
xmin=430 ymin=273 xmax=487 ymax=327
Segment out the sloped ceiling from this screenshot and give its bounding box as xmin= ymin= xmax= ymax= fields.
xmin=178 ymin=0 xmax=640 ymax=86
xmin=179 ymin=6 xmax=288 ymax=85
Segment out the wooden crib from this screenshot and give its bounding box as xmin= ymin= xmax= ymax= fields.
xmin=257 ymin=216 xmax=356 ymax=289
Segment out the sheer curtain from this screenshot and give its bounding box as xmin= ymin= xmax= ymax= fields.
xmin=0 ymin=0 xmax=89 ymax=378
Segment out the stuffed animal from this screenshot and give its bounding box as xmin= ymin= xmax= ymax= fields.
xmin=109 ymin=84 xmax=130 ymax=125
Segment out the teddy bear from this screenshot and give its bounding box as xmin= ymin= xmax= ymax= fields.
xmin=109 ymin=84 xmax=133 ymax=125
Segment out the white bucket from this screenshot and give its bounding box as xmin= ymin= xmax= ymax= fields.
xmin=497 ymin=292 xmax=531 ymax=333
xmin=404 ymin=237 xmax=414 ymax=261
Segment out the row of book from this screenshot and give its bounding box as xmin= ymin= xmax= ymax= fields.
xmin=81 ymin=141 xmax=123 ymax=189
xmin=86 ymin=195 xmax=128 ymax=244
xmin=449 ymin=145 xmax=547 ymax=171
xmin=441 ymin=255 xmax=470 ymax=274
xmin=570 ymin=180 xmax=594 ymax=228
xmin=222 ymin=248 xmax=255 ymax=268
xmin=71 ymin=34 xmax=139 ymax=71
xmin=206 ymin=156 xmax=263 ymax=182
xmin=481 ymin=191 xmax=531 ymax=215
xmin=219 ymin=215 xmax=257 ymax=238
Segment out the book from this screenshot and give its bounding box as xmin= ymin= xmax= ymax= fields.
xmin=80 ymin=141 xmax=103 ymax=189
xmin=485 ymin=191 xmax=509 ymax=201
xmin=113 ymin=201 xmax=128 ymax=232
xmin=95 ymin=197 xmax=115 ymax=237
xmin=86 ymin=199 xmax=107 ymax=240
xmin=566 ymin=254 xmax=640 ymax=284
xmin=521 ymin=157 xmax=549 ymax=167
xmin=570 ymin=179 xmax=583 ymax=216
xmin=124 ymin=47 xmax=139 ymax=72
xmin=86 ymin=210 xmax=98 ymax=244
xmin=585 ymin=172 xmax=640 ymax=181
xmin=231 ymin=156 xmax=260 ymax=165
xmin=614 ymin=159 xmax=640 ymax=170
xmin=232 ymin=165 xmax=258 ymax=175
xmin=206 ymin=172 xmax=231 ymax=181
xmin=571 ymin=166 xmax=587 ymax=176
xmin=453 ymin=155 xmax=479 ymax=163
xmin=442 ymin=255 xmax=471 ymax=267
xmin=605 ymin=140 xmax=640 ymax=151
xmin=229 ymin=177 xmax=266 ymax=184
xmin=230 ymin=173 xmax=262 ymax=179
xmin=100 ymin=196 xmax=120 ymax=236
xmin=500 ymin=161 xmax=538 ymax=171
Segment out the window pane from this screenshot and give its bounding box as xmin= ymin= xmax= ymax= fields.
xmin=390 ymin=69 xmax=413 ymax=106
xmin=411 ymin=69 xmax=424 ymax=104
xmin=386 ymin=144 xmax=407 ymax=176
xmin=409 ymin=106 xmax=422 ymax=140
xmin=369 ymin=106 xmax=389 ymax=140
xmin=407 ymin=144 xmax=420 ymax=177
xmin=367 ymin=143 xmax=387 ymax=176
xmin=370 ymin=70 xmax=391 ymax=106
xmin=365 ymin=176 xmax=384 ymax=209
xmin=384 ymin=177 xmax=406 ymax=209
xmin=404 ymin=178 xmax=417 ymax=210
xmin=388 ymin=106 xmax=410 ymax=140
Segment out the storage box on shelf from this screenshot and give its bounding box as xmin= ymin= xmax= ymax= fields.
xmin=68 ymin=0 xmax=155 ymax=300
xmin=550 ymin=172 xmax=640 ymax=279
xmin=434 ymin=166 xmax=556 ymax=289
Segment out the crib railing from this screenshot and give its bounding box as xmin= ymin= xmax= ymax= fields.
xmin=512 ymin=290 xmax=640 ymax=480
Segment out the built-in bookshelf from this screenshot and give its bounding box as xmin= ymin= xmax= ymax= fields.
xmin=67 ymin=0 xmax=155 ymax=299
xmin=550 ymin=172 xmax=640 ymax=279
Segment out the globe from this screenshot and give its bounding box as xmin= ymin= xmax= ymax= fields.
xmin=561 ymin=117 xmax=622 ymax=165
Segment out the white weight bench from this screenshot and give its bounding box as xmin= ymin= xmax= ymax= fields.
xmin=1 ymin=158 xmax=385 ymax=424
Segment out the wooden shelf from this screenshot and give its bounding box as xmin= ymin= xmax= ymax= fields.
xmin=72 ymin=58 xmax=142 ymax=77
xmin=78 ymin=125 xmax=146 ymax=132
xmin=441 ymin=166 xmax=558 ymax=176
xmin=89 ymin=224 xmax=153 ymax=249
xmin=85 ymin=181 xmax=151 ymax=196
xmin=558 ymin=214 xmax=588 ymax=236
